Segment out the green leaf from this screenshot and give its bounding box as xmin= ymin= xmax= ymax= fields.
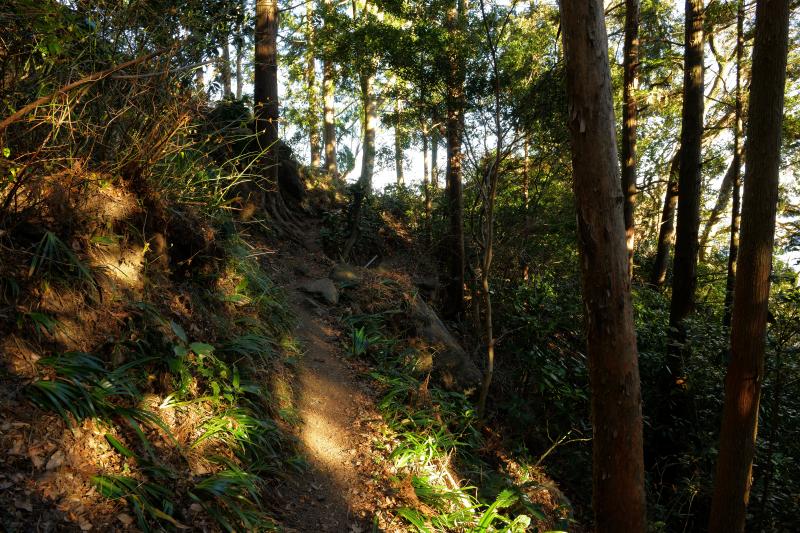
xmin=2 ymin=147 xmax=10 ymax=158
xmin=171 ymin=321 xmax=187 ymax=343
xmin=396 ymin=508 xmax=431 ymax=532
xmin=190 ymin=342 xmax=214 ymax=356
xmin=105 ymin=434 xmax=134 ymax=458
xmin=90 ymin=235 xmax=119 ymax=246
xmin=92 ymin=475 xmax=128 ymax=499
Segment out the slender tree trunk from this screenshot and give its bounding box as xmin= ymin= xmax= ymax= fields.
xmin=476 ymin=0 xmax=503 ymax=422
xmin=723 ymin=0 xmax=745 ymax=329
xmin=360 ymin=70 xmax=376 ymax=189
xmin=395 ymin=98 xmax=404 ymax=185
xmin=322 ymin=0 xmax=338 ymax=178
xmin=341 ymin=67 xmax=376 ymax=258
xmin=444 ymin=0 xmax=466 ymax=320
xmin=708 ymin=1 xmax=790 ymax=530
xmin=423 ymin=126 xmax=432 ymax=239
xmin=621 ymin=0 xmax=640 ymax=278
xmin=254 ymin=0 xmax=279 ymax=185
xmin=698 ymin=143 xmax=744 ymax=261
xmin=522 ymin=134 xmax=531 ymax=282
xmin=651 ymin=151 xmax=680 ymax=288
xmin=322 ymin=62 xmax=337 ymax=176
xmin=235 ymin=0 xmax=244 ymax=99
xmin=221 ymin=31 xmax=232 ymax=97
xmin=667 ymin=0 xmax=704 ymax=379
xmin=431 ymin=126 xmax=439 ymax=189
xmin=235 ymin=14 xmax=243 ymax=99
xmin=306 ymin=0 xmax=321 ymax=167
xmin=560 ymin=0 xmax=646 ymax=529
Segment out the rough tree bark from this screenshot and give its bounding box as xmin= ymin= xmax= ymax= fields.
xmin=621 ymin=0 xmax=640 ymax=278
xmin=709 ymin=0 xmax=790 ymax=530
xmin=443 ymin=0 xmax=466 ymax=320
xmin=559 ymin=0 xmax=646 ymax=529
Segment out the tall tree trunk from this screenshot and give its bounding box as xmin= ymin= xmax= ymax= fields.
xmin=423 ymin=126 xmax=432 ymax=240
xmin=723 ymin=0 xmax=745 ymax=329
xmin=221 ymin=32 xmax=232 ymax=97
xmin=254 ymin=0 xmax=279 ymax=185
xmin=395 ymin=98 xmax=404 ymax=185
xmin=476 ymin=0 xmax=504 ymax=421
xmin=431 ymin=125 xmax=439 ymax=189
xmin=235 ymin=0 xmax=244 ymax=99
xmin=444 ymin=0 xmax=466 ymax=320
xmin=650 ymin=151 xmax=680 ymax=287
xmin=559 ymin=0 xmax=646 ymax=529
xmin=360 ymin=70 xmax=376 ymax=189
xmin=341 ymin=67 xmax=376 ymax=258
xmin=522 ymin=133 xmax=531 ymax=282
xmin=235 ymin=11 xmax=243 ymax=100
xmin=667 ymin=0 xmax=704 ymax=379
xmin=621 ymin=0 xmax=639 ymax=278
xmin=322 ymin=0 xmax=338 ymax=178
xmin=306 ymin=0 xmax=321 ymax=167
xmin=708 ymin=0 xmax=790 ymax=530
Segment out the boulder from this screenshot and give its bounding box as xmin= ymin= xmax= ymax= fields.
xmin=300 ymin=278 xmax=339 ymax=305
xmin=408 ymin=295 xmax=481 ymax=392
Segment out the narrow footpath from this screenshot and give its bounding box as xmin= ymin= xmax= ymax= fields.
xmin=272 ymin=232 xmax=399 ymax=532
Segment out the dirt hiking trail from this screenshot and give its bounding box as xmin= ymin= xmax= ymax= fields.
xmin=271 ymin=232 xmax=396 ymax=532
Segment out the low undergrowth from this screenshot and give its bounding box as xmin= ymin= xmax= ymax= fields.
xmin=2 ymin=224 xmax=304 ymax=531
xmin=342 ymin=282 xmax=573 ymax=533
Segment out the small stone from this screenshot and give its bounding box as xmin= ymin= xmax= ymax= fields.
xmin=330 ymin=264 xmax=362 ymax=284
xmin=117 ymin=513 xmax=134 ymax=526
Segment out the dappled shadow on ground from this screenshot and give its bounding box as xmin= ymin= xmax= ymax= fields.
xmin=279 ymin=289 xmax=387 ymax=532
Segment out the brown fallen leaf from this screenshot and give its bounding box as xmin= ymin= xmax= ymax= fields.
xmin=117 ymin=513 xmax=134 ymax=526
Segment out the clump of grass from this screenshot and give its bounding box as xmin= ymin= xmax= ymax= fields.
xmin=93 ymin=474 xmax=183 ymax=530
xmin=190 ymin=459 xmax=278 ymax=532
xmin=28 ymin=231 xmax=99 ymax=296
